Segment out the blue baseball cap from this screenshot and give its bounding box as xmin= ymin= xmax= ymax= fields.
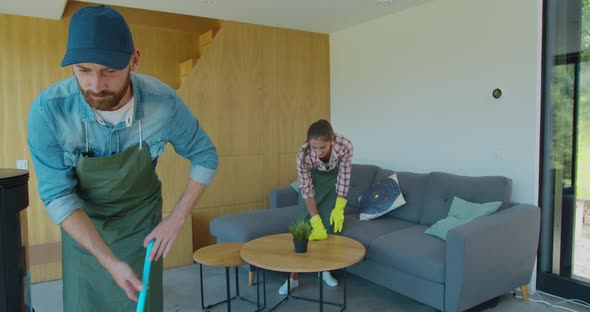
xmin=61 ymin=5 xmax=134 ymax=70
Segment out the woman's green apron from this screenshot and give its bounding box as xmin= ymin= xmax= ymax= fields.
xmin=298 ymin=166 xmax=340 ymax=234
xmin=62 ymin=124 xmax=163 ymax=312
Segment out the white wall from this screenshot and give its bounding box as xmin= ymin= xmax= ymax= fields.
xmin=330 ymin=0 xmax=543 ymax=205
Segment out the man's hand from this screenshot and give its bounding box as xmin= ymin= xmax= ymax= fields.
xmin=143 ymin=178 xmax=206 ymax=261
xmin=60 ymin=209 xmax=143 ymax=300
xmin=106 ymin=259 xmax=143 ymax=302
xmin=143 ymin=213 xmax=184 ymax=261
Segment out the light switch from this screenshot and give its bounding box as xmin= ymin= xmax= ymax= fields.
xmin=16 ymin=160 xmax=28 ymax=170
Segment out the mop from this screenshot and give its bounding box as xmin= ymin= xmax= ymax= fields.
xmin=136 ymin=239 xmax=155 ymax=312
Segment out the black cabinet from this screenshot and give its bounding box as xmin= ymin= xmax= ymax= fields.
xmin=0 ymin=169 xmax=32 ymax=312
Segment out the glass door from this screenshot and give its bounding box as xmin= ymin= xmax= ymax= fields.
xmin=573 ymin=46 xmax=590 ymax=284
xmin=539 ymin=0 xmax=590 ymax=301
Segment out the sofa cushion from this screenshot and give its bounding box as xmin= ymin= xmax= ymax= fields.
xmin=342 ymin=213 xmax=415 ymax=247
xmin=420 ymin=172 xmax=512 ymax=226
xmin=374 ymin=169 xmax=395 ymax=184
xmin=210 ymin=205 xmax=298 ymax=242
xmin=345 ymin=164 xmax=381 ymax=209
xmin=367 ymin=225 xmax=446 ymax=283
xmin=371 ymin=169 xmax=427 ymax=223
xmin=387 ymin=172 xmax=428 ymax=223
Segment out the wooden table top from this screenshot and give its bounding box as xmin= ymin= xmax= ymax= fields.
xmin=240 ymin=233 xmax=365 ymax=273
xmin=193 ymin=242 xmax=246 ymax=267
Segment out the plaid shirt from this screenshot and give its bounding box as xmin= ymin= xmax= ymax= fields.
xmin=296 ymin=133 xmax=354 ymax=199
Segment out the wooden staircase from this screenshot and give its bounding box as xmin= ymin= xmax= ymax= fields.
xmin=179 ymin=28 xmax=216 ymax=85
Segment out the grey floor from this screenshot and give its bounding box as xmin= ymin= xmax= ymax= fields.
xmin=31 ymin=264 xmax=590 ymax=312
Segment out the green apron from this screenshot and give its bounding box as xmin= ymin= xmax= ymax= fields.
xmin=298 ymin=166 xmax=340 ymax=234
xmin=62 ymin=143 xmax=164 ymax=312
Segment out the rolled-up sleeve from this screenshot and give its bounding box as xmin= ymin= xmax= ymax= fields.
xmin=168 ymin=94 xmax=218 ymax=185
xmin=336 ymin=140 xmax=353 ymax=198
xmin=296 ymin=147 xmax=315 ymax=199
xmin=27 ymin=97 xmax=83 ymax=225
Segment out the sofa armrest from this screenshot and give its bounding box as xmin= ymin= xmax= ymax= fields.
xmin=269 ymin=186 xmax=298 ymax=208
xmin=444 ymin=204 xmax=540 ymax=312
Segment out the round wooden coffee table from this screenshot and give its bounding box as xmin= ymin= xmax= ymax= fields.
xmin=193 ymin=242 xmax=263 ymax=312
xmin=241 ymin=233 xmax=365 ymax=312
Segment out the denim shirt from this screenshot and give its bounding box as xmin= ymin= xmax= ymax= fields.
xmin=27 ymin=73 xmax=218 ymax=225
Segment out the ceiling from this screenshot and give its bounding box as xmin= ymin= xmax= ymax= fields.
xmin=0 ymin=0 xmax=68 ymax=21
xmin=0 ymin=0 xmax=431 ymax=33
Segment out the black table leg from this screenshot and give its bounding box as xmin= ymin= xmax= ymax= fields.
xmin=256 ymin=269 xmax=260 ymax=309
xmin=235 ymin=267 xmax=240 ymax=297
xmin=199 ymin=264 xmax=261 ymax=312
xmin=254 ymin=268 xmax=267 ymax=311
xmin=200 ymin=264 xmax=206 ymax=310
xmin=263 ymin=270 xmax=267 ymax=307
xmin=319 ymin=272 xmax=324 ymax=312
xmin=225 ymin=267 xmax=231 ymax=312
xmin=343 ymin=269 xmax=347 ymax=309
xmin=267 ymin=272 xmax=289 ymax=311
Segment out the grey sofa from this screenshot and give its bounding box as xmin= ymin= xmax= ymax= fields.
xmin=210 ymin=164 xmax=540 ymax=312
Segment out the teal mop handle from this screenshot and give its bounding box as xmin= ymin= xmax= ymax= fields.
xmin=136 ymin=239 xmax=155 ymax=312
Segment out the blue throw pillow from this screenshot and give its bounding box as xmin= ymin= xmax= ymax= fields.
xmin=424 ymin=196 xmax=502 ymax=240
xmin=359 ymin=174 xmax=406 ymax=220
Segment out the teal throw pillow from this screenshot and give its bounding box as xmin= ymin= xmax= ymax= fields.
xmin=290 ymin=180 xmax=299 ymax=192
xmin=424 ymin=196 xmax=502 ymax=240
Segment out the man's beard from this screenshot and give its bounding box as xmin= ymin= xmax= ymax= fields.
xmin=78 ymin=71 xmax=131 ymax=111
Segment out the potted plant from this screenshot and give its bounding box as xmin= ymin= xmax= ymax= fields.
xmin=288 ymin=220 xmax=313 ymax=253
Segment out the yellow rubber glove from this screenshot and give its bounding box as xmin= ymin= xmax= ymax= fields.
xmin=309 ymin=215 xmax=328 ymax=240
xmin=330 ymin=197 xmax=347 ymax=233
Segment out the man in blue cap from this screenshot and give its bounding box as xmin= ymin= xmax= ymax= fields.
xmin=27 ymin=5 xmax=218 ymax=311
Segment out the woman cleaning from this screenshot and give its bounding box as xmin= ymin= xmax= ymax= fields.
xmin=279 ymin=119 xmax=354 ymax=295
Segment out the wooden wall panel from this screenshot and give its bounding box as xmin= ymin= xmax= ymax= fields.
xmin=162 ymin=211 xmax=194 ymax=269
xmin=279 ymin=153 xmax=299 ymax=187
xmin=197 ymin=155 xmax=266 ymax=208
xmin=132 ymin=27 xmax=195 ymax=89
xmin=156 ymin=146 xmax=191 ymax=214
xmin=257 ymin=26 xmax=331 ymax=154
xmin=262 ymin=153 xmax=279 ymax=209
xmin=0 ymin=15 xmax=70 ymax=251
xmin=30 ymin=263 xmax=63 ymax=284
xmin=0 ymin=5 xmax=218 ymax=282
xmin=186 ymin=26 xmax=268 ymax=157
xmin=180 ymin=21 xmax=330 ymax=249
